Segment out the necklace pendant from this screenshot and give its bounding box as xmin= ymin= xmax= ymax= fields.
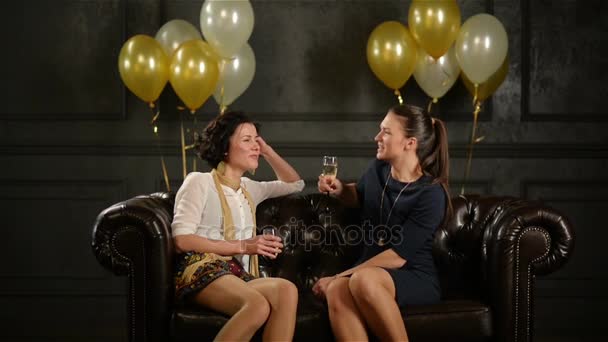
xmin=379 ymin=169 xmax=412 ymax=231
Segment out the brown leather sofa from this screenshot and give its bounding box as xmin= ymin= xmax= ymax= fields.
xmin=92 ymin=192 xmax=574 ymax=342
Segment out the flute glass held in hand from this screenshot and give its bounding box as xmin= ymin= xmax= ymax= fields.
xmin=322 ymin=156 xmax=338 ymax=182
xmin=321 ymin=156 xmax=338 ymax=205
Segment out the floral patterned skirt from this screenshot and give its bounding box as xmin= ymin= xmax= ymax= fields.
xmin=174 ymin=252 xmax=255 ymax=300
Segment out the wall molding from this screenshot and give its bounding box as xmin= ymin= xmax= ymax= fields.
xmin=0 ymin=179 xmax=127 ymax=297
xmin=0 ymin=179 xmax=127 ymax=281
xmin=0 ymin=0 xmax=127 ymax=121
xmin=536 ymin=278 xmax=608 ymax=299
xmin=159 ymin=106 xmax=495 ymax=122
xmin=252 ymin=107 xmax=496 ymax=122
xmin=522 ymin=180 xmax=606 ymax=300
xmin=521 ymin=180 xmax=608 ymax=201
xmin=520 ymin=0 xmax=608 ymax=122
xmin=3 ymin=142 xmax=608 ymax=158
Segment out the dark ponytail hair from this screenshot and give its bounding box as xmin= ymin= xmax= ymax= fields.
xmin=389 ymin=104 xmax=453 ymax=222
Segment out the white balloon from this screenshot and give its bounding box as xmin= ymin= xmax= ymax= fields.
xmin=414 ymin=45 xmax=460 ymax=100
xmin=213 ymin=43 xmax=256 ymax=106
xmin=200 ymin=0 xmax=254 ymax=59
xmin=455 ymin=13 xmax=508 ymax=84
xmin=155 ymin=19 xmax=202 ymax=57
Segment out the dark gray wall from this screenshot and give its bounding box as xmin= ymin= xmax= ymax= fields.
xmin=0 ymin=0 xmax=606 ymax=340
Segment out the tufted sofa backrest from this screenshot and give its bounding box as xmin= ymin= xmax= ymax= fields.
xmin=149 ymin=192 xmax=532 ymax=299
xmin=254 ymin=193 xmax=529 ymax=299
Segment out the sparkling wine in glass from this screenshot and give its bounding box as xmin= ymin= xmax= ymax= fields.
xmin=322 ymin=156 xmax=338 ymax=181
xmin=321 ymin=156 xmax=338 ymax=212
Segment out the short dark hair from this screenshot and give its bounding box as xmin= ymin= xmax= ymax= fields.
xmin=195 ymin=111 xmax=260 ymax=169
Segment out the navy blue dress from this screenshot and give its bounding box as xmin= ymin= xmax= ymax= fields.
xmin=354 ymin=159 xmax=446 ymax=307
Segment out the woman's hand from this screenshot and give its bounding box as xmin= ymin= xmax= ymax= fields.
xmin=241 ymin=235 xmax=283 ymax=259
xmin=255 ymin=136 xmax=274 ymax=158
xmin=312 ymin=276 xmax=337 ymax=299
xmin=318 ymin=175 xmax=344 ymax=196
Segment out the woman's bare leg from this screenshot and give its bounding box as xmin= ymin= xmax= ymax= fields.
xmin=193 ymin=275 xmax=270 ymax=342
xmin=325 ymin=277 xmax=369 ymax=341
xmin=248 ymin=277 xmax=299 ymax=342
xmin=348 ymin=267 xmax=408 ymax=342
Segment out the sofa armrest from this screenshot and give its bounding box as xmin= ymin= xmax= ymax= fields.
xmin=484 ymin=198 xmax=575 ymax=342
xmin=91 ymin=192 xmax=175 ymax=342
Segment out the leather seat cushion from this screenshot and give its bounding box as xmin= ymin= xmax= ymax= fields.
xmin=172 ymin=296 xmax=491 ymax=342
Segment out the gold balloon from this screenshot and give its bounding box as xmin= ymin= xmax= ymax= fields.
xmin=118 ymin=35 xmax=169 ymax=104
xmin=408 ymin=0 xmax=461 ymax=59
xmin=461 ymin=55 xmax=509 ymax=102
xmin=169 ymin=40 xmax=220 ymax=112
xmin=367 ymin=21 xmax=418 ymax=90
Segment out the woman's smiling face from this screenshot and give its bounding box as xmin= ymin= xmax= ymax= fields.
xmin=374 ymin=111 xmax=411 ymax=161
xmin=226 ymin=122 xmax=260 ymax=172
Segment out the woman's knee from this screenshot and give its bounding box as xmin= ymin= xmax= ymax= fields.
xmin=272 ymin=278 xmax=299 ymax=308
xmin=325 ymin=279 xmax=350 ymax=310
xmin=348 ymin=269 xmax=383 ymax=304
xmin=277 ymin=278 xmax=299 ymax=297
xmin=243 ymin=291 xmax=271 ymax=326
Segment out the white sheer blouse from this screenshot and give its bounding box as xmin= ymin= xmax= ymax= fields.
xmin=171 ymin=172 xmax=305 ymax=271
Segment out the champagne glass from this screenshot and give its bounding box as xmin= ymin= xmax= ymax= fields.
xmin=263 ymin=227 xmax=278 ymax=256
xmin=262 ymin=227 xmax=277 ymax=237
xmin=321 ymin=156 xmax=338 ymax=211
xmin=322 ymin=156 xmax=338 ymax=183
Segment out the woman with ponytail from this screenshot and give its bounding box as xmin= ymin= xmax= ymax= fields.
xmin=314 ymin=104 xmax=451 ymax=341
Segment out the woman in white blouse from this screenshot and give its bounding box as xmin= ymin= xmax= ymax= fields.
xmin=172 ymin=111 xmax=304 ymax=341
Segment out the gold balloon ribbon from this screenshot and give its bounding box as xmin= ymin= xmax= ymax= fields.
xmin=394 ymin=89 xmax=404 ymax=105
xmin=192 ymin=113 xmax=198 ymax=172
xmin=461 ymin=100 xmax=482 ymax=195
xmin=149 ymin=108 xmax=160 ymax=124
xmin=179 ymin=110 xmax=187 ymax=180
xmin=473 ymin=83 xmax=479 ymax=106
xmin=427 ymin=97 xmax=438 ymax=114
xmin=219 ymin=60 xmax=227 ymax=115
xmin=149 ymin=105 xmax=170 ymax=192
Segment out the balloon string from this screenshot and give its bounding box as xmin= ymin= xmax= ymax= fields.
xmin=394 ymin=89 xmax=404 ymax=105
xmin=461 ymin=101 xmax=482 ymax=195
xmin=427 ymin=97 xmax=438 ymax=114
xmin=219 ymin=59 xmax=226 ymax=114
xmin=179 ymin=111 xmax=187 ymax=180
xmin=473 ymin=83 xmax=479 ymax=106
xmin=150 ymin=104 xmax=170 ymax=192
xmin=220 ymin=86 xmax=226 ymax=113
xmin=192 ymin=114 xmax=198 ymax=172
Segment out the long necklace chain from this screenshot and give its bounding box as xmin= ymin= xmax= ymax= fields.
xmin=380 ymin=170 xmax=412 ymax=225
